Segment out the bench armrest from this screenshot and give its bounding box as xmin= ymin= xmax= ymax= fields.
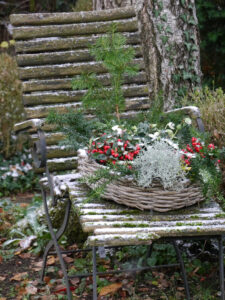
xmin=14 ymin=119 xmax=44 ymax=133
xmin=165 ymin=106 xmax=205 ymax=132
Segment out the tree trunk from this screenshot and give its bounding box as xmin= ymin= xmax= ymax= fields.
xmin=93 ymin=0 xmax=202 ymax=110
xmin=93 ymin=0 xmax=133 ymax=10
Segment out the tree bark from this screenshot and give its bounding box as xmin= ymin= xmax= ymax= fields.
xmin=93 ymin=0 xmax=202 ymax=110
xmin=93 ymin=0 xmax=133 ymax=10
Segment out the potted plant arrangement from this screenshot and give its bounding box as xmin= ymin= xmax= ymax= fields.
xmin=48 ymin=27 xmax=224 ymax=212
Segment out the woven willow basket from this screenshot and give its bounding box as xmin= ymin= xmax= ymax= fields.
xmin=78 ymin=155 xmax=205 ymax=212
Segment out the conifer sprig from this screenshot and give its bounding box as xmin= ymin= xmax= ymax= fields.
xmin=71 ymin=25 xmax=139 ymax=122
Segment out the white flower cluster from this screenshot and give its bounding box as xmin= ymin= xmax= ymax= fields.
xmin=133 ymin=140 xmax=187 ymax=190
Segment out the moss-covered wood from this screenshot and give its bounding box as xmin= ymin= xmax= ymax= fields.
xmin=13 ymin=19 xmax=138 ymax=40
xmin=10 ymin=7 xmax=135 ymax=26
xmin=36 ymin=157 xmax=78 ymax=173
xmin=17 ymin=46 xmax=142 ymax=67
xmin=22 ymin=72 xmax=147 ymax=92
xmin=15 ymin=32 xmax=140 ymax=53
xmin=19 ymin=58 xmax=144 ymax=80
xmin=67 ymin=176 xmax=225 ymax=247
xmin=23 ymin=84 xmax=148 ymax=105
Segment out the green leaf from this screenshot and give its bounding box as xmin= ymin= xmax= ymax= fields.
xmin=160 ymin=14 xmax=167 ymax=22
xmin=160 ymin=35 xmax=169 ymax=45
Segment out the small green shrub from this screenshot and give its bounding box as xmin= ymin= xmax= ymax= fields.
xmin=182 ymin=87 xmax=225 ymax=147
xmin=0 ymin=53 xmax=24 ymax=158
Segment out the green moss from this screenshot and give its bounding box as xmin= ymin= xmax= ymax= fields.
xmin=112 ymin=223 xmax=150 ymax=228
xmin=215 ymin=213 xmax=225 ymax=218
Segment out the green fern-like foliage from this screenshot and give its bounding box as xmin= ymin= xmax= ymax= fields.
xmin=71 ymin=25 xmax=139 ymax=122
xmin=46 ymin=109 xmax=100 ymax=150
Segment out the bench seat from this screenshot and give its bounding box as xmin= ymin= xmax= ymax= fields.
xmin=45 ymin=175 xmax=225 ymax=247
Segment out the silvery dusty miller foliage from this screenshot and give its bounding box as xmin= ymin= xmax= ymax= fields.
xmin=133 ymin=140 xmax=187 ymax=190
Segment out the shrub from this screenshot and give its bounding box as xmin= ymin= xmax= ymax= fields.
xmin=182 ymin=87 xmax=225 ymax=147
xmin=0 ymin=53 xmax=24 ymax=158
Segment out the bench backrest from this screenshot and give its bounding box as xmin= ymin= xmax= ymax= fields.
xmin=10 ymin=7 xmax=149 ymax=172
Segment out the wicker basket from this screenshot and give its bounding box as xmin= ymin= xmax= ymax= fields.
xmin=78 ymin=155 xmax=205 ymax=212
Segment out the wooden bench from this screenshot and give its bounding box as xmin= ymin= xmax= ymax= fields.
xmin=10 ymin=7 xmax=224 ymax=300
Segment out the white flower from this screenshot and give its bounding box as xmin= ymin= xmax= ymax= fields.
xmin=166 ymin=122 xmax=175 ymax=130
xmin=148 ymin=132 xmax=160 ymax=140
xmin=112 ymin=125 xmax=123 ymax=135
xmin=161 ymin=138 xmax=179 ymax=150
xmin=184 ymin=117 xmax=192 ymax=125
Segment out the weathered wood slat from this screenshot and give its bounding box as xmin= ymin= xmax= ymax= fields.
xmin=87 ymin=233 xmax=158 ymax=247
xmin=93 ymin=225 xmax=225 ymax=238
xmin=31 ymin=132 xmax=65 ymax=145
xmin=13 ymin=19 xmax=138 ymax=40
xmin=36 ymin=157 xmax=78 ymax=173
xmin=23 ymin=72 xmax=147 ymax=92
xmin=10 ymin=7 xmax=135 ymax=26
xmin=19 ymin=59 xmax=144 ymax=79
xmin=81 ymin=219 xmax=225 ymax=232
xmin=23 ymin=84 xmax=148 ymax=105
xmin=46 ymin=145 xmax=76 ymax=159
xmin=15 ymin=33 xmax=140 ymax=53
xmin=25 ymin=97 xmax=149 ymax=118
xmin=26 ymin=103 xmax=80 ymax=119
xmin=17 ymin=46 xmax=142 ymax=66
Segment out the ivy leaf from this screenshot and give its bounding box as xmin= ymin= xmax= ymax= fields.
xmin=191 ymin=45 xmax=199 ymax=52
xmin=165 ymin=26 xmax=173 ymax=34
xmin=188 ymin=17 xmax=196 ymax=25
xmin=180 ymin=14 xmax=187 ymax=23
xmin=185 ymin=42 xmax=192 ymax=51
xmin=160 ymin=14 xmax=167 ymax=22
xmin=182 ymin=71 xmax=192 ymax=80
xmin=180 ymin=0 xmax=186 ymax=8
xmin=160 ymin=35 xmax=169 ymax=45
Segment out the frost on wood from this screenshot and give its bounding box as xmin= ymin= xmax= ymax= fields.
xmin=133 ymin=140 xmax=186 ymax=190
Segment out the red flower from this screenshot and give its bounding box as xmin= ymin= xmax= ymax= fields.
xmin=208 ymin=144 xmax=215 ymax=150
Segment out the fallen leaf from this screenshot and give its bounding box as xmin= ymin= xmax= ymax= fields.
xmin=26 ymin=285 xmax=38 ymax=295
xmin=44 ymin=276 xmax=51 ymax=284
xmin=0 ymin=276 xmax=6 ymax=281
xmin=19 ymin=203 xmax=29 ymax=208
xmin=10 ymin=272 xmax=28 ymax=281
xmin=70 ymin=278 xmax=80 ymax=286
xmin=19 ymin=253 xmax=31 ymax=259
xmin=58 ymin=270 xmax=64 ymax=278
xmin=33 ymin=260 xmax=43 ymax=267
xmin=63 ymin=256 xmax=74 ymax=263
xmin=17 ymin=286 xmax=27 ymax=296
xmin=19 ymin=235 xmax=36 ymax=250
xmin=0 ymin=297 xmax=7 ymax=300
xmin=0 ymin=256 xmax=3 ymax=263
xmin=54 ymin=286 xmax=75 ymax=294
xmin=47 ymin=256 xmax=55 ymax=266
xmin=99 ymin=283 xmax=122 ymax=296
xmin=0 ymin=208 xmax=3 ymax=213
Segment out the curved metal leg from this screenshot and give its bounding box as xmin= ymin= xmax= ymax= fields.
xmin=41 ymin=187 xmax=72 ymax=300
xmin=40 ymin=197 xmax=71 ymax=281
xmin=92 ymin=247 xmax=97 ymax=300
xmin=218 ymin=236 xmax=224 ymax=300
xmin=172 ymin=240 xmax=190 ymax=300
